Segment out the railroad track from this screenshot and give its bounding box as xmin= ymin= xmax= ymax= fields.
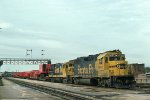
xmin=0 ymin=79 xmax=3 ymax=86
xmin=136 ymin=83 xmax=150 ymax=88
xmin=5 ymin=78 xmax=95 ymax=100
xmin=135 ymin=83 xmax=150 ymax=94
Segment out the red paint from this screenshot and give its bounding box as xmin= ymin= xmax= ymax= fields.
xmin=12 ymin=64 xmax=51 ymax=80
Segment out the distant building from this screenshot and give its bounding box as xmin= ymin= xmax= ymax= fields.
xmin=135 ymin=73 xmax=150 ymax=84
xmin=146 ymin=73 xmax=150 ymax=77
xmin=128 ymin=63 xmax=145 ymax=78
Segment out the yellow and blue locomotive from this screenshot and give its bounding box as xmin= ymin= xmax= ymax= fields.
xmin=48 ymin=50 xmax=135 ymax=88
xmin=73 ymin=50 xmax=135 ymax=88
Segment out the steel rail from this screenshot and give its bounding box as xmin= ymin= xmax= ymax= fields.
xmin=5 ymin=78 xmax=95 ymax=100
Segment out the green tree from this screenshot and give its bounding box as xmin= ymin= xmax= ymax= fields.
xmin=145 ymin=67 xmax=150 ymax=73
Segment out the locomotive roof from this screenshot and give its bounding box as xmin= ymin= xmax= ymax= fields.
xmin=75 ymin=54 xmax=98 ymax=62
xmin=97 ymin=50 xmax=122 ymax=59
xmin=97 ymin=53 xmax=107 ymax=59
xmin=52 ymin=63 xmax=63 ymax=65
xmin=65 ymin=60 xmax=75 ymax=64
xmin=105 ymin=49 xmax=122 ymax=53
xmin=63 ymin=50 xmax=122 ymax=63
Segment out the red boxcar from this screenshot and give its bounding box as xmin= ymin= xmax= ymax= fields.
xmin=29 ymin=64 xmax=51 ymax=80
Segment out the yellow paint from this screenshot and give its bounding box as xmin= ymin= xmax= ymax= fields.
xmin=49 ymin=50 xmax=131 ymax=79
xmin=96 ymin=50 xmax=129 ymax=77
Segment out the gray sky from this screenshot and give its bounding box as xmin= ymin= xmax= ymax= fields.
xmin=0 ymin=0 xmax=150 ymax=71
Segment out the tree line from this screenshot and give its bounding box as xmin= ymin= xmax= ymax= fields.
xmin=145 ymin=67 xmax=150 ymax=73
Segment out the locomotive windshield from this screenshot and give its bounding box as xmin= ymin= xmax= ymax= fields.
xmin=109 ymin=55 xmax=120 ymax=61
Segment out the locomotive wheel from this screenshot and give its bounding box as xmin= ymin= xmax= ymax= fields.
xmin=114 ymin=83 xmax=120 ymax=88
xmin=98 ymin=82 xmax=102 ymax=87
xmin=39 ymin=74 xmax=45 ymax=80
xmin=63 ymin=79 xmax=67 ymax=84
xmin=74 ymin=78 xmax=79 ymax=84
xmin=59 ymin=78 xmax=63 ymax=83
xmin=51 ymin=78 xmax=55 ymax=82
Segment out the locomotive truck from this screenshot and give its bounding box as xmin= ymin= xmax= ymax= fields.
xmin=48 ymin=50 xmax=135 ymax=88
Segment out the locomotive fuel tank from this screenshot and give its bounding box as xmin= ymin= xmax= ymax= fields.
xmin=76 ymin=78 xmax=98 ymax=86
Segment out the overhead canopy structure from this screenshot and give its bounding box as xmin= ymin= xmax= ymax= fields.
xmin=0 ymin=58 xmax=51 ymax=66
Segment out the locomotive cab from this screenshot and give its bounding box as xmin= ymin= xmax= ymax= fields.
xmin=108 ymin=54 xmax=128 ymax=76
xmin=62 ymin=60 xmax=74 ymax=83
xmin=96 ymin=50 xmax=135 ymax=88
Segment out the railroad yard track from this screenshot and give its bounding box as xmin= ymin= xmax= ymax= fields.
xmin=136 ymin=83 xmax=150 ymax=88
xmin=5 ymin=78 xmax=95 ymax=100
xmin=4 ymin=77 xmax=150 ymax=100
xmin=136 ymin=83 xmax=150 ymax=94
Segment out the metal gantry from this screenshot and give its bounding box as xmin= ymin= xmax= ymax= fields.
xmin=26 ymin=49 xmax=32 ymax=58
xmin=0 ymin=58 xmax=51 ymax=66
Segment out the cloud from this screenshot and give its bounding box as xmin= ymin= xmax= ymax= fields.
xmin=16 ymin=28 xmax=47 ymax=34
xmin=0 ymin=0 xmax=150 ymax=72
xmin=0 ymin=21 xmax=12 ymax=29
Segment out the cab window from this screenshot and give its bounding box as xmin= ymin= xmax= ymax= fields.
xmin=63 ymin=65 xmax=65 ymax=68
xmin=66 ymin=65 xmax=68 ymax=68
xmin=99 ymin=58 xmax=103 ymax=64
xmin=109 ymin=55 xmax=120 ymax=61
xmin=105 ymin=57 xmax=108 ymax=63
xmin=121 ymin=57 xmax=125 ymax=60
xmin=69 ymin=64 xmax=72 ymax=66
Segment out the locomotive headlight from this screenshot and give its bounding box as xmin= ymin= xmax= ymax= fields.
xmin=116 ymin=64 xmax=126 ymax=69
xmin=116 ymin=65 xmax=120 ymax=68
xmin=120 ymin=64 xmax=126 ymax=69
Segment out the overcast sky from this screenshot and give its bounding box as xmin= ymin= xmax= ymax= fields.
xmin=0 ymin=0 xmax=150 ymax=72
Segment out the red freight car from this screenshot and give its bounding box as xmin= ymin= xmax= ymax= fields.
xmin=22 ymin=72 xmax=30 ymax=78
xmin=29 ymin=70 xmax=39 ymax=80
xmin=18 ymin=72 xmax=23 ymax=78
xmin=29 ymin=64 xmax=51 ymax=80
xmin=13 ymin=72 xmax=30 ymax=79
xmin=12 ymin=72 xmax=20 ymax=78
xmin=38 ymin=64 xmax=51 ymax=80
xmin=13 ymin=64 xmax=51 ymax=80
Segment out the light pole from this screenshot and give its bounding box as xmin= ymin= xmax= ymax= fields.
xmin=41 ymin=50 xmax=45 ymax=58
xmin=26 ymin=49 xmax=32 ymax=58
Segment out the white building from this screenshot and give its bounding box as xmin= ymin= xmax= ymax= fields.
xmin=135 ymin=73 xmax=150 ymax=84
